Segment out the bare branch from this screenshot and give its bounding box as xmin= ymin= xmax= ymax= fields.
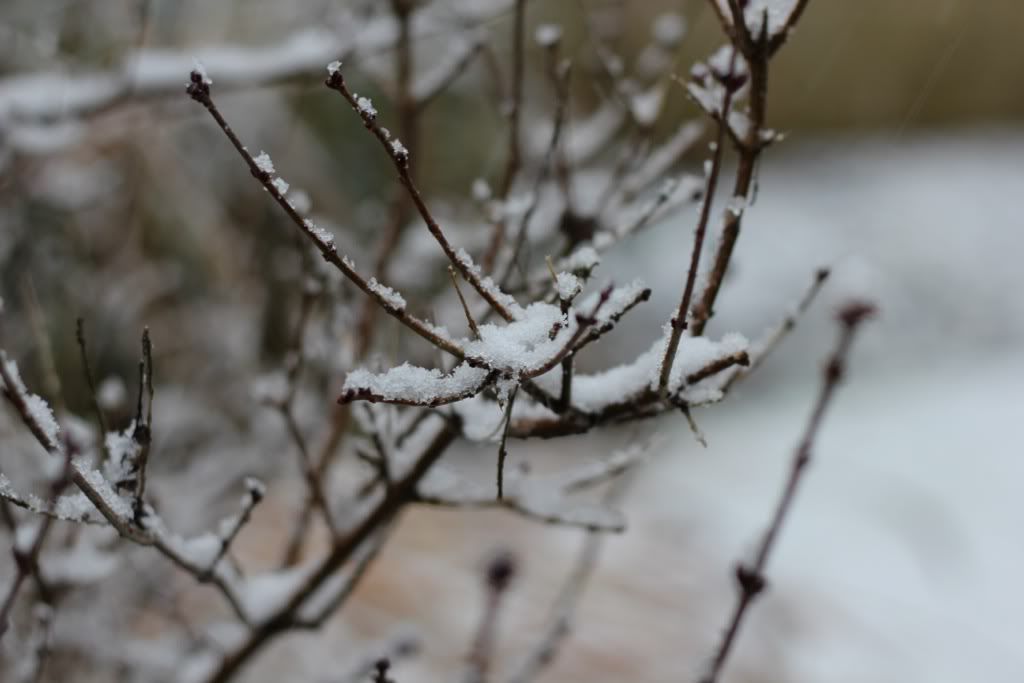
xmin=697 ymin=301 xmax=875 ymax=683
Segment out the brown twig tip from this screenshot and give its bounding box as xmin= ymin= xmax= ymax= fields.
xmin=837 ymin=300 xmax=877 ymax=328
xmin=186 ymin=69 xmax=211 ymax=101
xmin=815 ymin=267 xmax=831 ymax=283
xmin=484 ymin=548 xmax=518 ymax=593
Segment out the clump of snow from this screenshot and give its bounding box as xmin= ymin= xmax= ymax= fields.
xmin=253 ymin=151 xmax=275 ymax=175
xmin=271 ymin=177 xmax=290 ymax=195
xmin=534 ymin=332 xmax=747 ymax=412
xmin=560 ymin=246 xmax=600 ymax=273
xmin=390 ymin=138 xmax=408 ymax=159
xmin=326 ymin=60 xmax=343 ymax=76
xmin=356 ymin=95 xmax=377 ymax=118
xmin=368 ymin=277 xmax=407 ymax=311
xmin=342 ymin=363 xmax=489 ymax=405
xmin=303 ymin=219 xmax=335 ymax=247
xmin=464 ymin=302 xmax=574 ymax=375
xmin=579 ymin=279 xmax=650 ymax=327
xmin=555 ymin=272 xmax=582 ymax=301
xmin=104 ymin=423 xmax=141 ymax=488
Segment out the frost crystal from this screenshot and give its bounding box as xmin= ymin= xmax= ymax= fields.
xmin=326 ymin=60 xmax=343 ymax=76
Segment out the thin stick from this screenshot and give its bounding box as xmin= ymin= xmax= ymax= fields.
xmin=186 ymin=71 xmax=466 ymax=357
xmin=496 ymin=386 xmax=519 ymax=500
xmin=75 ymin=318 xmax=109 ymax=454
xmin=658 ymin=53 xmax=738 ymax=396
xmin=450 ymin=266 xmax=482 ymax=340
xmin=697 ymin=301 xmax=875 ymax=683
xmin=325 ymin=67 xmax=518 ymax=322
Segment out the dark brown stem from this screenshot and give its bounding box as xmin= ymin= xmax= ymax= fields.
xmin=495 ymin=386 xmax=518 ymax=499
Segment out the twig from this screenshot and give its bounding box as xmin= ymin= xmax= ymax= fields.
xmin=325 ymin=66 xmax=518 ymax=322
xmin=132 ymin=327 xmax=154 ymax=518
xmin=495 ymin=386 xmax=519 ymax=499
xmin=450 ymin=266 xmax=482 ymax=340
xmin=697 ymin=301 xmax=875 ymax=683
xmin=722 ymin=267 xmax=829 ymax=392
xmin=482 ymin=0 xmax=528 ymax=272
xmin=186 ymin=70 xmax=465 ymax=358
xmin=658 ymin=50 xmax=739 ymax=396
xmin=75 ymin=318 xmax=109 ymax=452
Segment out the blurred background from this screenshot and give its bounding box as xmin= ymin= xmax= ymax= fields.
xmin=1 ymin=1 xmax=1022 ymax=682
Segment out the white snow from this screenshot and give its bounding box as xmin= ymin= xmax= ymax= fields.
xmin=555 ymin=272 xmax=582 ymax=301
xmin=342 ymin=363 xmax=489 ymax=405
xmin=271 ymin=177 xmax=290 ymax=195
xmin=253 ymin=152 xmax=275 ymax=175
xmin=390 ymin=138 xmax=409 ymax=159
xmin=463 ymin=302 xmax=574 ymax=375
xmin=368 ymin=277 xmax=407 ymax=312
xmin=303 ymin=219 xmax=335 ymax=247
xmin=356 ymin=95 xmax=377 ymax=118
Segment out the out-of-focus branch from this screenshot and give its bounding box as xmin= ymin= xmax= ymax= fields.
xmin=697 ymin=301 xmax=875 ymax=683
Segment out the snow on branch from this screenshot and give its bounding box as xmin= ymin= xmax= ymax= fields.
xmin=340 ymin=363 xmax=491 ymax=407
